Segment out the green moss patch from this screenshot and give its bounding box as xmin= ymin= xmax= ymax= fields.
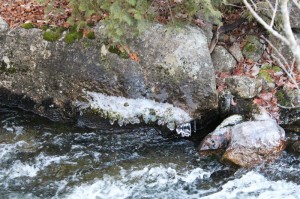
xmin=243 ymin=43 xmax=256 ymax=52
xmin=63 ymin=26 xmax=83 ymax=44
xmin=43 ymin=30 xmax=61 ymax=42
xmin=258 ymin=64 xmax=283 ymax=83
xmin=108 ymin=46 xmax=130 ymax=59
xmin=86 ymin=31 xmax=96 ymax=39
xmin=22 ymin=22 xmax=36 ymax=29
xmin=276 ymin=90 xmax=291 ymax=106
xmin=258 ymin=70 xmax=273 ymax=83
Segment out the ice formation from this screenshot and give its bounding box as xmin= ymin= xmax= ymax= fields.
xmin=85 ymin=91 xmax=192 ymax=136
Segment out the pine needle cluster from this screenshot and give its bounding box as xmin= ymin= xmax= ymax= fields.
xmin=36 ymin=0 xmax=222 ymax=44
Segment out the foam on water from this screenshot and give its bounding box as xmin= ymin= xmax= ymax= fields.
xmin=64 ymin=165 xmax=211 ymax=199
xmin=202 ymin=171 xmax=300 ymax=199
xmin=0 ymin=145 xmax=67 ymax=180
xmin=64 ymin=166 xmax=300 ymax=199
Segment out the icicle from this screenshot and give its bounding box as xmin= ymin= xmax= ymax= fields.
xmin=176 ymin=122 xmax=192 ymax=137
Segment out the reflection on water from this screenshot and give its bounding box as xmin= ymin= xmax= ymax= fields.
xmin=0 ymin=106 xmax=299 ymax=199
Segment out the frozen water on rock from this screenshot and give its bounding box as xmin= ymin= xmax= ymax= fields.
xmin=86 ymin=91 xmax=192 ymax=136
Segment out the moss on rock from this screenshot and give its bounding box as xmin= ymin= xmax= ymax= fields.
xmin=43 ymin=30 xmax=61 ymax=42
xmin=108 ymin=46 xmax=130 ymax=59
xmin=276 ymin=90 xmax=291 ymax=106
xmin=64 ymin=30 xmax=83 ymax=44
xmin=86 ymin=31 xmax=96 ymax=39
xmin=22 ymin=22 xmax=36 ymax=29
xmin=243 ymin=43 xmax=256 ymax=52
xmin=258 ymin=70 xmax=273 ymax=83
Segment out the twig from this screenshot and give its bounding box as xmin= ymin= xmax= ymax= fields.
xmin=243 ymin=0 xmax=289 ymax=45
xmin=292 ymin=0 xmax=300 ymax=10
xmin=278 ymin=104 xmax=300 ymax=109
xmin=166 ymin=0 xmax=174 ymax=24
xmin=261 ymin=35 xmax=290 ymax=66
xmin=271 ymin=54 xmax=300 ymax=90
xmin=268 ymin=0 xmax=278 ymax=28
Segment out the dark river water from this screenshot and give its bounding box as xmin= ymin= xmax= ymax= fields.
xmin=0 ymin=105 xmax=299 ymax=199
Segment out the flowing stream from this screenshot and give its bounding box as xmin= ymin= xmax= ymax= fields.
xmin=0 ymin=105 xmax=299 ymax=199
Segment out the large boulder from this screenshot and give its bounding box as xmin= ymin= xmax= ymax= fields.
xmin=221 ymin=120 xmax=285 ymax=167
xmin=199 ymin=107 xmax=286 ymax=167
xmin=0 ymin=23 xmax=217 ymax=133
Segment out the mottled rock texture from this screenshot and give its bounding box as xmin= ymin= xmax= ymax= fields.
xmin=211 ymin=45 xmax=237 ymax=73
xmin=0 ymin=19 xmax=217 ymax=128
xmin=225 ymin=76 xmax=262 ymax=99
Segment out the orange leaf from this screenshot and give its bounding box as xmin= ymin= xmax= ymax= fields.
xmin=129 ymin=53 xmax=140 ymax=63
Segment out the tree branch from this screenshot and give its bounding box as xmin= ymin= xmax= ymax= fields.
xmin=281 ymin=0 xmax=300 ymax=71
xmin=242 ymin=0 xmax=289 ymax=44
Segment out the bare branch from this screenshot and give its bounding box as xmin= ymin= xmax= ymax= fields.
xmin=292 ymin=0 xmax=300 ymax=10
xmin=267 ymin=0 xmax=278 ymax=28
xmin=262 ymin=36 xmax=299 ymax=90
xmin=261 ymin=35 xmax=289 ymax=66
xmin=277 ymin=104 xmax=300 ymax=109
xmin=242 ymin=0 xmax=289 ymax=44
xmin=271 ymin=54 xmax=300 ymax=90
xmin=281 ymin=0 xmax=300 ymax=71
xmin=250 ymin=0 xmax=258 ymax=10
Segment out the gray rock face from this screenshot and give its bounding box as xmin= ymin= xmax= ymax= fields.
xmin=269 ymin=32 xmax=300 ymax=64
xmin=228 ymin=42 xmax=244 ymax=62
xmin=278 ymin=87 xmax=300 ymax=126
xmin=211 ymin=45 xmax=237 ymax=73
xmin=290 ymin=6 xmax=300 ymax=29
xmin=0 ymin=17 xmax=9 ymax=33
xmin=225 ymin=76 xmax=262 ymax=99
xmin=242 ymin=35 xmax=264 ymax=62
xmin=0 ymin=24 xmax=217 ymax=130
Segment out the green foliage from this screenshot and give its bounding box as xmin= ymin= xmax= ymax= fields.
xmin=36 ymin=0 xmax=222 ymax=45
xmin=276 ymin=90 xmax=290 ymax=106
xmin=258 ymin=70 xmax=273 ymax=83
xmin=22 ymin=22 xmax=36 ymax=29
xmin=43 ymin=30 xmax=61 ymax=42
xmin=86 ymin=31 xmax=96 ymax=39
xmin=64 ymin=28 xmax=83 ymax=44
xmin=108 ymin=46 xmax=130 ymax=59
xmin=258 ymin=64 xmax=283 ymax=83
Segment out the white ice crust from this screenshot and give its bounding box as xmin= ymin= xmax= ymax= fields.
xmin=86 ymin=91 xmax=192 ymax=135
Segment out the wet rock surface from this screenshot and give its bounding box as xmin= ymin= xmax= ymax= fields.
xmin=285 ymin=133 xmax=300 ymax=154
xmin=0 ymin=23 xmax=217 ymax=129
xmin=199 ymin=107 xmax=286 ymax=168
xmin=221 ymin=120 xmax=285 ymax=167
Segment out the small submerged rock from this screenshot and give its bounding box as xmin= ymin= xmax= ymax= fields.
xmin=199 ymin=107 xmax=286 ymax=168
